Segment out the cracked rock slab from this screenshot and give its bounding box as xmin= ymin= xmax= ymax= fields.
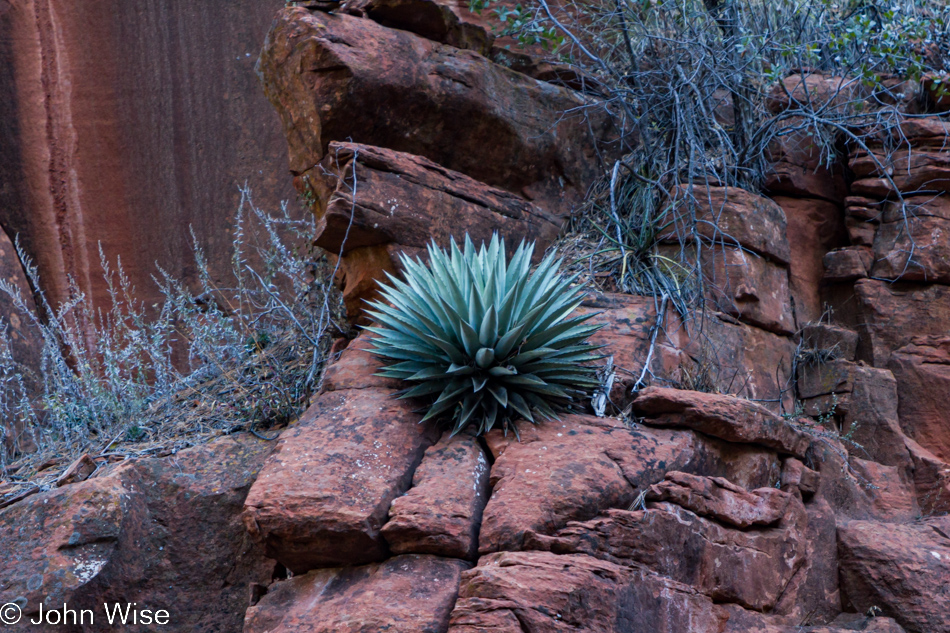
xmin=478 ymin=413 xmax=782 ymax=554
xmin=448 ymin=550 xmax=724 ymax=633
xmin=245 ymin=554 xmax=470 ymax=633
xmin=646 ymin=471 xmax=792 ymax=528
xmin=382 ymin=431 xmax=491 ymax=560
xmin=243 ymin=388 xmax=440 ymax=573
xmin=631 ymin=387 xmax=813 ymax=458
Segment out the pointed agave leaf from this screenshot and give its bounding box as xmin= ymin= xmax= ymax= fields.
xmin=472 ymin=375 xmax=488 ymax=392
xmin=479 ymin=305 xmax=498 ymax=347
xmin=487 ymin=383 xmax=508 ymax=408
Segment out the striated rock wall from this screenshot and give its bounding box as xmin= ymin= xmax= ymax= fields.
xmin=0 ymin=0 xmax=296 ymax=319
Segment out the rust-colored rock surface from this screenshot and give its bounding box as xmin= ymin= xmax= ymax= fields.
xmin=838 ymin=517 xmax=950 ymax=633
xmin=889 ymin=337 xmax=950 ymax=463
xmin=0 ymin=434 xmax=275 ymax=633
xmin=478 ymin=413 xmax=781 ymax=554
xmin=646 ymin=471 xmax=792 ymax=528
xmin=448 ymin=551 xmax=724 ymax=633
xmin=853 ymin=279 xmax=950 ymax=367
xmin=0 ymin=0 xmax=296 ymax=323
xmin=772 ymin=196 xmax=846 ymax=324
xmin=527 ymin=501 xmax=807 ymax=612
xmin=258 ymin=7 xmax=616 ymax=214
xmin=381 ymin=432 xmax=491 ymax=560
xmin=312 ymin=142 xmax=561 ymax=255
xmin=631 ymin=387 xmax=813 ymax=457
xmin=244 ymin=554 xmax=470 ymax=633
xmin=243 ymin=388 xmax=440 ymax=573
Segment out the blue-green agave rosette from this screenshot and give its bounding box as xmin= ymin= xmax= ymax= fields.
xmin=364 ymin=234 xmax=603 ymax=436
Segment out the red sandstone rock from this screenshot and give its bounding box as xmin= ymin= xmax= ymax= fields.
xmin=448 ymin=550 xmax=724 ymax=633
xmin=853 ymin=279 xmax=950 ymax=367
xmin=797 ymin=362 xmax=910 ymax=471
xmin=54 ymin=454 xmax=98 ymax=487
xmin=243 ymin=388 xmax=440 ymax=573
xmin=771 ymin=496 xmax=842 ymax=623
xmin=663 ymin=186 xmax=791 ymax=265
xmin=801 ymin=323 xmax=859 ymax=362
xmin=659 ymin=244 xmax=795 ymax=335
xmin=851 ymin=148 xmax=950 ymax=197
xmin=245 ymin=554 xmax=469 ymax=633
xmin=342 ymin=0 xmax=494 ymax=53
xmin=632 ymin=387 xmax=813 ymax=458
xmin=311 ymin=142 xmax=562 ymax=255
xmin=772 ymin=196 xmax=846 ymax=324
xmin=720 ymin=604 xmax=906 ymax=632
xmin=766 ymin=125 xmax=848 ymax=202
xmin=844 ymin=215 xmax=878 ymax=246
xmin=0 ymin=434 xmax=275 ymax=633
xmin=665 ymin=310 xmax=798 ymax=413
xmin=838 ymin=517 xmax=950 ymax=633
xmin=478 ymin=413 xmax=781 ymax=554
xmin=322 ymin=330 xmax=404 ymax=392
xmin=646 ymin=471 xmax=792 ymax=528
xmin=888 ymin=337 xmax=950 ymax=463
xmin=381 ymin=432 xmax=490 ymax=560
xmin=0 ymin=0 xmax=295 ymax=332
xmin=780 ymin=458 xmax=821 ymax=497
xmin=823 ymin=247 xmax=873 ymax=283
xmin=527 ymin=501 xmax=807 ymax=612
xmin=809 ymin=437 xmax=918 ymax=522
xmin=767 ymin=74 xmax=870 ymax=115
xmin=873 ymin=215 xmax=950 ymax=283
xmin=258 ymin=8 xmax=616 ymax=214
xmin=904 ymin=438 xmax=950 ymax=516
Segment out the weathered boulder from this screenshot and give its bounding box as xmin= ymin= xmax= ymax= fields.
xmin=872 ymin=196 xmax=950 ymax=283
xmin=311 ymin=142 xmax=561 ymax=255
xmin=245 ymin=554 xmax=469 ymax=633
xmin=658 ymin=244 xmax=795 ymax=335
xmin=258 ymin=8 xmax=616 ymax=214
xmin=631 ymin=387 xmax=813 ymax=458
xmin=822 ymin=247 xmax=872 ymax=283
xmin=767 ymin=74 xmax=870 ymax=115
xmin=448 ymin=551 xmax=724 ymax=633
xmin=801 ymin=323 xmax=859 ymax=362
xmin=646 ymin=471 xmax=792 ymax=528
xmin=853 ymin=279 xmax=950 ymax=367
xmin=478 ymin=413 xmax=781 ymax=554
xmin=341 ymin=0 xmax=494 ymax=54
xmin=381 ymin=432 xmax=490 ymax=560
xmin=772 ymin=196 xmax=846 ymax=324
xmin=243 ymin=388 xmax=440 ymax=573
xmin=798 ymin=361 xmax=912 ymax=470
xmin=665 ymin=310 xmax=798 ymax=413
xmin=888 ymin=337 xmax=950 ymax=463
xmin=662 ymin=186 xmax=791 ymax=265
xmin=766 ymin=129 xmax=848 ymax=202
xmin=527 ymin=501 xmax=807 ymax=612
xmin=0 ymin=434 xmax=275 ymax=633
xmin=838 ymin=517 xmax=950 ymax=633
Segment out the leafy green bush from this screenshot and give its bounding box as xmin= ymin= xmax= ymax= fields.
xmin=366 ymin=234 xmax=602 ymax=436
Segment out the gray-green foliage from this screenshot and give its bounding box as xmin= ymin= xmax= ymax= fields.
xmin=366 ymin=234 xmax=602 ymax=436
xmin=0 ymin=186 xmax=342 ymax=468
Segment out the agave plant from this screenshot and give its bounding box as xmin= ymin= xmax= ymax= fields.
xmin=365 ymin=234 xmax=603 ymax=436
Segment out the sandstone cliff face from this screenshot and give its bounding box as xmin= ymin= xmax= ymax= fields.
xmin=2 ymin=3 xmax=950 ymax=633
xmin=0 ymin=0 xmax=295 ymax=320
